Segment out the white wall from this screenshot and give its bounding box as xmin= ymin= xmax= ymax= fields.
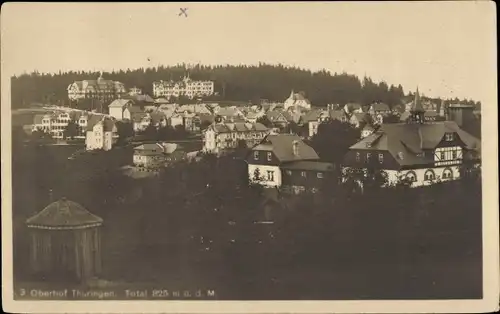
xmin=248 ymin=164 xmax=282 ymax=187
xmin=109 ymin=107 xmax=124 ymax=120
xmin=385 ymin=166 xmax=461 ymax=187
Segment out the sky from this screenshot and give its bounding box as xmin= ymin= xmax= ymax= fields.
xmin=1 ymin=2 xmax=496 ymax=103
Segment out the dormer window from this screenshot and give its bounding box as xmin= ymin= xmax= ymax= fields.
xmin=267 ymin=152 xmax=272 ymax=161
xmin=253 ymin=151 xmax=259 ymax=160
xmin=445 ymin=133 xmax=454 ymax=141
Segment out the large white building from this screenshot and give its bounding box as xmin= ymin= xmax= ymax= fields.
xmin=67 ymin=73 xmax=126 ymax=102
xmin=85 ymin=116 xmax=117 ymax=151
xmin=152 ymin=76 xmax=214 ymax=99
xmin=342 ymin=90 xmax=481 ymax=188
xmin=32 ymin=111 xmax=91 ymax=139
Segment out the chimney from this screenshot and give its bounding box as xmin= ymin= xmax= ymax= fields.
xmin=292 ymin=140 xmax=299 ymax=157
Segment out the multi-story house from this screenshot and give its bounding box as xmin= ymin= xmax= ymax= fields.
xmin=284 ymin=90 xmax=312 ymax=111
xmin=368 ymin=102 xmax=391 ymax=124
xmin=32 ymin=111 xmax=90 ymax=139
xmin=342 ymin=91 xmax=481 ymax=188
xmin=203 ymin=121 xmax=269 ymax=154
xmin=300 ymin=109 xmax=330 ymax=138
xmin=108 ymin=99 xmax=135 ymax=120
xmin=247 ymin=134 xmax=333 ymax=193
xmin=85 ymin=116 xmax=117 ymax=151
xmin=152 ymin=76 xmax=215 ymax=99
xmin=133 ymin=143 xmax=185 ymax=169
xmin=67 ymin=73 xmax=126 ymax=102
xmin=266 ymin=111 xmax=291 ymax=130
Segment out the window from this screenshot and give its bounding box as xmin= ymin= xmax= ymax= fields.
xmin=440 ymin=151 xmax=445 ymax=161
xmin=285 ymin=170 xmax=292 ymax=176
xmin=301 ymin=171 xmax=307 ymax=177
xmin=442 ymin=168 xmax=454 ymax=180
xmin=424 ymin=169 xmax=436 ymax=181
xmin=317 ymin=172 xmax=323 ymax=179
xmin=366 ymin=153 xmax=371 ymax=162
xmin=406 ymin=171 xmax=417 ymax=182
xmin=253 ymin=151 xmax=259 ymax=160
xmin=452 ymin=150 xmax=457 ymax=160
xmin=267 ymin=152 xmax=272 ymax=161
xmin=378 ymin=153 xmax=384 ymax=163
xmin=267 ymin=171 xmax=275 ymax=181
xmin=356 ymin=152 xmax=360 ymax=162
xmin=445 ymin=133 xmax=454 ymax=141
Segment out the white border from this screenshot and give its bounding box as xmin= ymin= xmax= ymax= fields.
xmin=2 ymin=2 xmax=499 ymax=313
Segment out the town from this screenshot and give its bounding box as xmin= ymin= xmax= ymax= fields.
xmin=11 ymin=64 xmax=482 ymax=300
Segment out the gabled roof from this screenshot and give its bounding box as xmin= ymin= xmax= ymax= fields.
xmin=300 ymin=109 xmax=324 ymax=123
xmin=126 ymin=106 xmax=143 ymax=114
xmin=266 ymin=111 xmax=288 ymax=122
xmin=86 ymin=114 xmax=115 ymax=132
xmin=281 ymin=160 xmax=334 ymax=171
xmin=370 ymin=102 xmax=391 ymax=112
xmin=109 ymin=99 xmax=133 ymax=108
xmin=26 ymin=198 xmax=103 ymax=229
xmin=252 ymin=134 xmax=319 ymax=163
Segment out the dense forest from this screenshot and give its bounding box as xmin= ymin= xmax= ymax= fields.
xmin=11 ymin=63 xmax=480 ymax=109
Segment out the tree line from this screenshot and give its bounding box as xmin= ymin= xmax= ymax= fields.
xmin=11 ymin=63 xmax=481 ymax=110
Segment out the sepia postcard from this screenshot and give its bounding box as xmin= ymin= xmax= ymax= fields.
xmin=1 ymin=2 xmax=499 ymax=313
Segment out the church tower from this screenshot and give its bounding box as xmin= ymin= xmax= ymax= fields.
xmin=409 ymin=87 xmax=425 ymax=124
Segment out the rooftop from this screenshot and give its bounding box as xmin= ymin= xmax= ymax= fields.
xmin=26 ymin=198 xmax=103 ymax=230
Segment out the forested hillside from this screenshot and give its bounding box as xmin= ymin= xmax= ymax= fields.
xmin=10 ymin=63 xmax=480 ymax=109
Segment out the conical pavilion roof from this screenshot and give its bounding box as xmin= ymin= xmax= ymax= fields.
xmin=26 ymin=198 xmax=103 ymax=230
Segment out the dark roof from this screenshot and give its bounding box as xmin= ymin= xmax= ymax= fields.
xmin=281 ymin=160 xmax=334 ymax=171
xmin=131 ymin=112 xmax=148 ymax=123
xmin=329 ymin=110 xmax=347 ymax=120
xmin=134 ymin=143 xmax=165 ymax=155
xmin=198 ymin=113 xmax=215 ymax=124
xmin=86 ymin=115 xmax=115 ymax=131
xmin=370 ymin=102 xmax=390 ymax=112
xmin=109 ymin=99 xmax=132 ymax=108
xmin=150 ymin=111 xmax=166 ymax=124
xmin=127 ymin=106 xmax=143 ymax=114
xmin=348 ymin=121 xmax=480 ymax=167
xmin=253 ymin=134 xmax=319 ymax=163
xmin=26 ymin=198 xmax=103 ymax=229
